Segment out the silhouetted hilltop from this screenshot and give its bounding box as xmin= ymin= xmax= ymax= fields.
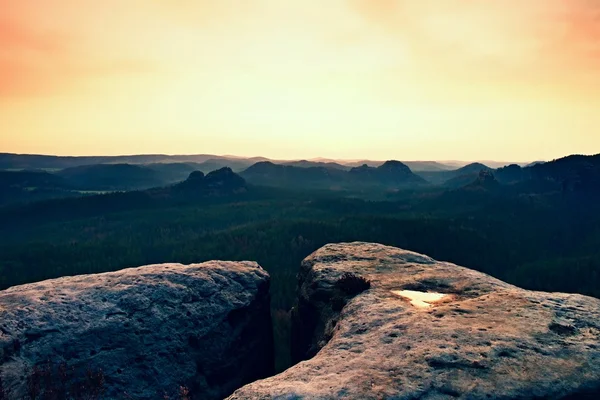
xmin=455 ymin=162 xmax=493 ymax=175
xmin=465 ymin=170 xmax=500 ymax=190
xmin=348 ymin=164 xmax=377 ymax=178
xmin=204 ymin=167 xmax=247 ymax=191
xmin=495 ymin=164 xmax=527 ymax=184
xmin=525 ymin=161 xmax=545 ymax=167
xmin=530 ymin=154 xmax=599 ymax=178
xmin=342 ymin=160 xmax=455 ymax=171
xmin=417 ymin=162 xmax=493 ymax=185
xmin=378 ymin=160 xmax=420 ymax=178
xmin=241 ymin=162 xmax=343 ymax=188
xmin=174 ymin=167 xmax=247 ymax=195
xmin=494 ymin=154 xmax=600 ymax=195
xmin=241 ymin=160 xmax=425 ymax=190
xmin=349 ymin=160 xmax=425 ymax=185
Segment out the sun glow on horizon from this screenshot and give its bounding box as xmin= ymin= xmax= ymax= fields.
xmin=1 ymin=0 xmax=599 ymax=160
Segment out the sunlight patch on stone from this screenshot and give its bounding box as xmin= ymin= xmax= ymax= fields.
xmin=391 ymin=290 xmax=447 ymax=308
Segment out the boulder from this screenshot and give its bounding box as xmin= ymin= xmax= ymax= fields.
xmin=228 ymin=242 xmax=600 ymax=399
xmin=0 ymin=261 xmax=273 ymax=400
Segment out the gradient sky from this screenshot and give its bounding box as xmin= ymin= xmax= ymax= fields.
xmin=1 ymin=0 xmax=599 ymax=160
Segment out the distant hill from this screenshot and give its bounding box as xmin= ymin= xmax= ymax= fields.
xmin=241 ymin=162 xmax=345 ymax=189
xmin=495 ymin=164 xmax=529 ymax=184
xmin=57 ymin=164 xmax=166 ymax=191
xmin=455 ymin=162 xmax=493 ymax=175
xmin=349 ymin=161 xmax=426 ymax=185
xmin=0 ymin=170 xmax=69 ymax=189
xmin=0 ymin=152 xmax=529 ymax=173
xmin=464 ymin=170 xmax=500 ymax=191
xmin=342 ymin=160 xmax=385 ymax=168
xmin=342 ymin=160 xmax=455 ymax=171
xmin=0 ymin=163 xmax=206 ymax=200
xmin=439 ymin=160 xmax=525 ymax=169
xmin=195 ymin=158 xmax=256 ymax=173
xmin=241 ymin=160 xmax=425 ymax=190
xmin=171 ymin=168 xmax=247 ymax=196
xmin=402 ymin=161 xmax=454 ymax=172
xmin=527 ymin=154 xmax=600 ymax=194
xmin=525 ymin=161 xmax=545 ymax=167
xmin=281 ymin=160 xmax=349 ymax=170
xmin=145 ymin=163 xmax=203 ymax=182
xmin=0 ymin=170 xmax=79 ymax=206
xmin=0 ymin=153 xmax=253 ymax=170
xmin=417 ymin=162 xmax=493 ymax=185
xmin=494 ymin=154 xmax=599 ymax=194
xmin=4 ymin=152 xmax=597 ymax=198
xmin=2 ymin=168 xmax=251 ymax=226
xmin=436 ymin=155 xmax=600 ymax=208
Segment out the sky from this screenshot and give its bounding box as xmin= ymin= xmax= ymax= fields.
xmin=1 ymin=0 xmax=599 ymax=161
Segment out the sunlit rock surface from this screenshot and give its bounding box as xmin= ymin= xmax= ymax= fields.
xmin=0 ymin=261 xmax=273 ymax=400
xmin=390 ymin=289 xmax=448 ymax=308
xmin=229 ymin=242 xmax=600 ymax=400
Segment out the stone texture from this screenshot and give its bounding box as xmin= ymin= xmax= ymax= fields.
xmin=228 ymin=242 xmax=600 ymax=400
xmin=0 ymin=261 xmax=273 ymax=399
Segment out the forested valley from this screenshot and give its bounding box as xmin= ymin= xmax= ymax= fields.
xmin=1 ymin=154 xmax=599 ymax=370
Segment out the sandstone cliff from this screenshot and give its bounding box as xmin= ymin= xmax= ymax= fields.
xmin=0 ymin=261 xmax=273 ymax=399
xmin=229 ymin=242 xmax=600 ymax=399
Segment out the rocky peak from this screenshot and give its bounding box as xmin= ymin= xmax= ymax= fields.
xmin=377 ymin=160 xmax=412 ymax=174
xmin=348 ymin=164 xmax=375 ymax=175
xmin=244 ymin=161 xmax=277 ymax=173
xmin=186 ymin=170 xmax=205 ymax=182
xmin=204 ymin=167 xmax=246 ymax=189
xmin=176 ymin=167 xmax=246 ymax=194
xmin=470 ymin=169 xmax=500 ymax=189
xmin=349 ymin=161 xmax=423 ymax=184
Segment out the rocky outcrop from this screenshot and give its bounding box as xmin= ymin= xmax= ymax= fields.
xmin=229 ymin=242 xmax=600 ymax=399
xmin=463 ymin=170 xmax=500 ymax=191
xmin=0 ymin=261 xmax=273 ymax=400
xmin=173 ymin=167 xmax=247 ymax=196
xmin=349 ymin=161 xmax=426 ymax=185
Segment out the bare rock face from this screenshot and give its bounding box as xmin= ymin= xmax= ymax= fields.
xmin=228 ymin=242 xmax=600 ymax=400
xmin=0 ymin=261 xmax=273 ymax=400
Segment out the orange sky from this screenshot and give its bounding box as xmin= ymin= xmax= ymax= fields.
xmin=1 ymin=0 xmax=599 ymax=161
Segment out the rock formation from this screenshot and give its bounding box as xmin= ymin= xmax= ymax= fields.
xmin=0 ymin=261 xmax=273 ymax=400
xmin=229 ymin=242 xmax=600 ymax=399
xmin=464 ymin=170 xmax=500 ymax=191
xmin=349 ymin=160 xmax=426 ymax=185
xmin=173 ymin=167 xmax=247 ymax=196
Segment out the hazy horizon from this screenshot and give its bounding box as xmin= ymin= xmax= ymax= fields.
xmin=2 ymin=1 xmax=600 ymax=160
xmin=0 ymin=149 xmax=552 ymax=165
